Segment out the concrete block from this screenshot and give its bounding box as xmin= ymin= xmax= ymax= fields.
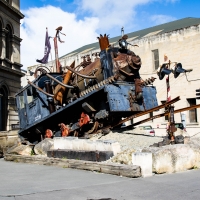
xmin=53 ymin=138 xmax=121 ymax=156
xmin=132 ymin=152 xmax=152 ymax=177
xmin=81 ymin=140 xmax=96 ymax=151
xmin=71 ymin=139 xmax=85 ymax=150
xmin=54 ymin=137 xmax=77 ymax=150
xmin=95 ymin=140 xmax=121 ymax=155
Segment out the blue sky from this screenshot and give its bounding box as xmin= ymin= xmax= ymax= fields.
xmin=20 ymin=0 xmax=200 ymax=68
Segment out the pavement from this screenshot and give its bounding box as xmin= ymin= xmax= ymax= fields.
xmin=0 ymin=158 xmax=200 ymax=200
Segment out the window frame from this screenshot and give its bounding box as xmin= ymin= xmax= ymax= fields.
xmin=0 ymin=20 xmax=3 ymax=57
xmin=187 ymin=98 xmax=197 ymax=123
xmin=152 ymin=49 xmax=159 ymax=70
xmin=5 ymin=24 xmax=13 ymax=60
xmin=18 ymin=92 xmax=25 ymax=109
xmin=26 ymin=86 xmax=37 ymax=104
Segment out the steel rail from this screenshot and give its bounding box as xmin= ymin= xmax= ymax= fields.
xmin=105 ymin=96 xmax=180 ymax=129
xmin=132 ymin=104 xmax=200 ymax=127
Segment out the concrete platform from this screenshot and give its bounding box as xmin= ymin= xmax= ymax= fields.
xmin=53 ymin=137 xmax=121 ymax=155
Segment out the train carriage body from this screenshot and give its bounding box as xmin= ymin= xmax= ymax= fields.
xmin=16 ymin=34 xmax=158 ymax=143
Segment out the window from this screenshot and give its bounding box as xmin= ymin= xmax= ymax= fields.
xmin=161 ymin=101 xmax=169 ymax=121
xmin=5 ymin=25 xmax=12 ymax=60
xmin=18 ymin=92 xmax=25 ymax=109
xmin=187 ymin=98 xmax=197 ymax=123
xmin=152 ymin=49 xmax=159 ymax=70
xmin=0 ymin=86 xmax=8 ymax=131
xmin=26 ymin=87 xmax=37 ymax=104
xmin=0 ymin=21 xmax=2 ymax=57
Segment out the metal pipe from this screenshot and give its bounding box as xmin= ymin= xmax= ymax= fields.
xmin=45 ymin=73 xmax=74 ymax=89
xmin=54 ymin=26 xmax=65 ymax=73
xmin=44 ymin=80 xmax=55 ymax=113
xmin=65 ymin=65 xmax=96 ymax=79
xmin=27 ymin=80 xmax=54 ymax=97
xmin=54 ymin=37 xmax=61 ymax=73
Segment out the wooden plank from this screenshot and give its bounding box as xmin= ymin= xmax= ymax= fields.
xmin=4 ymin=154 xmax=141 ymax=178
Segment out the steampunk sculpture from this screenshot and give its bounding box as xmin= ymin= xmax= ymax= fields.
xmin=15 ymin=30 xmax=159 ymax=143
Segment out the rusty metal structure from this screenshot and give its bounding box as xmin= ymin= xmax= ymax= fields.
xmin=15 ymin=28 xmax=200 ymax=144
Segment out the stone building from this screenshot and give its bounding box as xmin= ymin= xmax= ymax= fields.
xmin=0 ymin=0 xmax=24 ymax=150
xmin=26 ymin=17 xmax=200 ymax=136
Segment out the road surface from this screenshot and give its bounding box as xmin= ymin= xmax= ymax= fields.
xmin=0 ymin=158 xmax=200 ymax=200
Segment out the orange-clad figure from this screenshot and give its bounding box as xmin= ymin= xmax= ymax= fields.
xmin=79 ymin=112 xmax=90 ymax=127
xmin=54 ymin=60 xmax=75 ymax=105
xmin=45 ymin=129 xmax=53 ymax=138
xmin=59 ymin=123 xmax=70 ymax=137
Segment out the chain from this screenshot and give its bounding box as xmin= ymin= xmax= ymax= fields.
xmin=79 ymin=76 xmax=115 ymax=97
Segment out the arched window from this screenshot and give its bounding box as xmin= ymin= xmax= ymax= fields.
xmin=5 ymin=24 xmax=12 ymax=60
xmin=0 ymin=20 xmax=2 ymax=57
xmin=0 ymin=85 xmax=8 ymax=131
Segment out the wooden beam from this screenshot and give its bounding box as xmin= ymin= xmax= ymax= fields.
xmin=4 ymin=154 xmax=141 ymax=178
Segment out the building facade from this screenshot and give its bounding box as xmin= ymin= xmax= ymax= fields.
xmin=0 ymin=0 xmax=24 ymax=150
xmin=26 ymin=17 xmax=200 ymax=136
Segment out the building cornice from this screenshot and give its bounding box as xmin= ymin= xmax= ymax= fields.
xmin=0 ymin=0 xmax=24 ymax=19
xmin=0 ymin=64 xmax=25 ymax=76
xmin=12 ymin=34 xmax=22 ymax=44
xmin=0 ymin=29 xmax=22 ymax=43
xmin=13 ymin=61 xmax=23 ymax=68
xmin=0 ymin=58 xmax=25 ymax=77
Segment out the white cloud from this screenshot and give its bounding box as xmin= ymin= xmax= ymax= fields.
xmin=78 ymin=0 xmax=178 ymax=35
xmin=79 ymin=0 xmax=151 ymax=32
xmin=20 ymin=0 xmax=178 ymax=69
xmin=20 ymin=6 xmax=99 ymax=69
xmin=150 ymin=14 xmax=177 ymax=25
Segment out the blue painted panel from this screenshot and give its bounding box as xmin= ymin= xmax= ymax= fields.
xmin=26 ymin=91 xmax=50 ymax=126
xmin=142 ymin=86 xmax=158 ymax=110
xmin=105 ymin=83 xmax=158 ymax=112
xmin=105 ymin=83 xmax=141 ymax=111
xmin=18 ymin=85 xmax=106 ymax=133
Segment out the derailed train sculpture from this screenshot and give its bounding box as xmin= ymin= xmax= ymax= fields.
xmin=16 ymin=33 xmax=159 ymax=143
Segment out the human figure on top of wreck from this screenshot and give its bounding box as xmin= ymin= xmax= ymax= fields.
xmin=114 ymin=34 xmax=143 ymax=99
xmin=113 ymin=34 xmax=142 ymax=81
